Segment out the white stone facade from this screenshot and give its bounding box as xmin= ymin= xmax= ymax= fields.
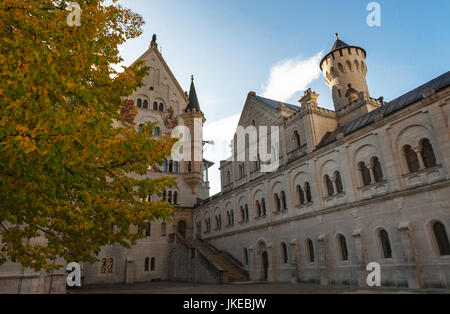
xmin=194 ymin=38 xmax=450 ymax=289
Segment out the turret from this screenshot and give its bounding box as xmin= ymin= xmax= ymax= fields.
xmin=320 ymin=34 xmax=381 ymax=126
xmin=181 ymin=76 xmax=206 ymax=194
xmin=320 ymin=33 xmax=370 ymax=111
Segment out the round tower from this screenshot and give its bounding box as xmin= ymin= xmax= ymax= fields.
xmin=320 ymin=34 xmax=370 ymax=112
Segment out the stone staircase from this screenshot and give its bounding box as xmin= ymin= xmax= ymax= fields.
xmin=188 ymin=239 xmax=249 ymax=283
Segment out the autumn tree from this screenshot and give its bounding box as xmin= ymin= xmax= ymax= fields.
xmin=0 ymin=0 xmax=177 ymax=271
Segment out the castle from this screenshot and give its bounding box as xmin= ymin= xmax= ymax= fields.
xmin=1 ymin=34 xmax=449 ymax=292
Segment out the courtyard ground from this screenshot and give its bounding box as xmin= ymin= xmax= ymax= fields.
xmin=68 ymin=281 xmax=449 ymax=294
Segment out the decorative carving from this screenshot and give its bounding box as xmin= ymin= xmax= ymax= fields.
xmin=163 ymin=106 xmax=179 ymax=129
xmin=120 ymin=99 xmax=138 ymax=126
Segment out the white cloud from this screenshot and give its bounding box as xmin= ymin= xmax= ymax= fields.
xmin=262 ymin=51 xmax=324 ymax=102
xmin=203 ymin=114 xmax=241 ymax=196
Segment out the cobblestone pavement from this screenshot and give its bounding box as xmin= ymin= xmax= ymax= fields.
xmin=69 ymin=281 xmax=449 ymax=294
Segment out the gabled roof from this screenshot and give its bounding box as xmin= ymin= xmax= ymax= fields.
xmin=130 ymin=44 xmax=190 ymax=105
xmin=317 ymin=71 xmax=450 ymax=149
xmin=251 ymin=95 xmax=300 ymax=112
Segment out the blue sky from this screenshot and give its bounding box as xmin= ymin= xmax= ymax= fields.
xmin=115 ymin=0 xmax=450 ymax=195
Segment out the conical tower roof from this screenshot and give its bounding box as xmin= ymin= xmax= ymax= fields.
xmin=185 ymin=75 xmax=202 ymax=112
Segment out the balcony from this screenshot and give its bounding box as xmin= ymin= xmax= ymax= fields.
xmin=323 ymin=193 xmax=346 ymax=208
xmin=403 ymin=165 xmax=444 ymax=188
xmin=357 ymin=180 xmax=388 ymax=200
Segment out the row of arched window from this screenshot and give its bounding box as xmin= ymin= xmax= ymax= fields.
xmin=162 ymin=190 xmax=178 ymax=205
xmin=277 ymin=221 xmax=449 ymax=266
xmin=144 ymin=257 xmax=156 ymax=272
xmin=327 ymin=60 xmax=366 ymax=81
xmin=210 ymin=138 xmax=439 ymax=231
xmin=137 ymin=222 xmax=167 ymax=237
xmin=163 ymin=160 xmax=179 ymax=173
xmin=136 ymin=98 xmax=164 ymax=112
xmin=226 ymin=210 xmax=235 ymax=226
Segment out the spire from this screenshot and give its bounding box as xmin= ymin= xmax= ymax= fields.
xmin=185 ymin=75 xmax=202 ymax=112
xmin=330 ymin=32 xmax=350 ymax=52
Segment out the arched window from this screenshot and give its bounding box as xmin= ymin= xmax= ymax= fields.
xmin=174 ymin=161 xmax=179 ymax=173
xmin=330 ymin=67 xmax=338 ymax=78
xmin=256 ymin=200 xmax=261 ymax=217
xmin=154 ymin=127 xmax=160 ymax=136
xmin=305 ymin=182 xmax=312 ymax=203
xmin=307 ymin=239 xmax=315 ymax=263
xmin=230 ymin=210 xmax=234 ymax=225
xmin=338 ymin=235 xmax=349 ymax=261
xmin=150 ymin=257 xmax=156 ymax=271
xmin=359 ymin=162 xmax=372 ymax=186
xmin=137 ymin=98 xmax=142 ymax=108
xmin=275 ymin=194 xmax=281 ymax=211
xmin=163 ymin=160 xmax=168 ymax=172
xmin=168 ymin=191 xmax=172 ymax=204
xmin=372 ymin=157 xmax=384 ymax=182
xmin=346 ymin=60 xmax=352 ymax=72
xmin=404 ymin=145 xmax=420 ymax=173
xmin=143 ymin=99 xmax=149 ymax=109
xmin=355 ymin=60 xmax=360 ymax=72
xmin=281 ymin=242 xmax=288 ymax=264
xmin=338 ymin=63 xmax=345 ymax=73
xmin=335 ymin=171 xmax=344 ymax=194
xmin=173 ymin=191 xmax=178 ymax=205
xmin=188 ymin=161 xmax=193 ymax=173
xmin=297 ymin=185 xmax=305 ymax=205
xmin=240 ymin=206 xmax=245 ymax=221
xmin=153 ymin=102 xmax=158 ymax=110
xmin=420 ymin=139 xmax=437 ymax=169
xmin=146 ymin=223 xmax=151 ymax=237
xmin=433 ymin=222 xmax=450 ymax=256
xmin=100 ymin=258 xmax=107 ymax=273
xmin=169 ymin=160 xmax=173 ymax=173
xmin=261 ymin=199 xmax=266 ymax=216
xmin=161 ymin=222 xmax=167 ymax=236
xmin=244 ymin=205 xmax=249 ymax=221
xmin=280 ymin=191 xmax=287 ymax=210
xmin=144 ymin=257 xmax=150 ymax=271
xmin=325 ymin=175 xmax=334 ymax=196
xmin=162 ymin=190 xmax=167 ymax=202
xmin=379 ymin=229 xmax=392 ymax=259
xmin=243 ymin=248 xmax=249 ymax=265
xmin=159 ymin=103 xmax=164 ymax=112
xmin=107 ymin=258 xmax=114 ymax=273
xmin=293 ymin=131 xmax=301 ymax=148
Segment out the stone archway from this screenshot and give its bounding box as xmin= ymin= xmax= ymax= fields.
xmin=256 ymin=241 xmax=269 ymax=281
xmin=177 ymin=220 xmax=186 ymax=238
